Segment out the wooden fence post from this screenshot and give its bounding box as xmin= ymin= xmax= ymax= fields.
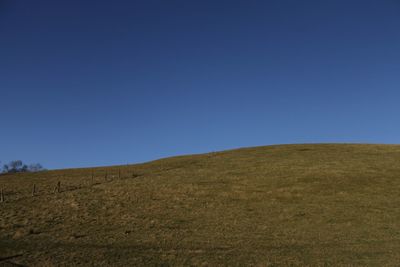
xmin=118 ymin=169 xmax=121 ymax=179
xmin=91 ymin=171 xmax=94 ymax=184
xmin=32 ymin=184 xmax=36 ymax=196
xmin=56 ymin=181 xmax=61 ymax=193
xmin=0 ymin=188 xmax=4 ymax=203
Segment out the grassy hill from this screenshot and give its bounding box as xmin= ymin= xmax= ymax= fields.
xmin=1 ymin=144 xmax=400 ymax=266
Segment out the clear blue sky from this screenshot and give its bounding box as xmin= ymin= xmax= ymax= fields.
xmin=1 ymin=0 xmax=399 ymax=169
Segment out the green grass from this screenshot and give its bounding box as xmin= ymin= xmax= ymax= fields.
xmin=1 ymin=144 xmax=400 ymax=266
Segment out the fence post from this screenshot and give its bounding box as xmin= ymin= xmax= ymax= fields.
xmin=56 ymin=181 xmax=61 ymax=193
xmin=119 ymin=169 xmax=121 ymax=179
xmin=32 ymin=184 xmax=36 ymax=196
xmin=0 ymin=188 xmax=4 ymax=203
xmin=91 ymin=171 xmax=94 ymax=184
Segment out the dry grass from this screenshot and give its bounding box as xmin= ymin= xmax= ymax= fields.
xmin=1 ymin=144 xmax=400 ymax=266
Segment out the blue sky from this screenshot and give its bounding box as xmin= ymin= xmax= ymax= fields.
xmin=1 ymin=0 xmax=400 ymax=169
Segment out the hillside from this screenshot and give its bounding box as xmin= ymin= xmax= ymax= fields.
xmin=1 ymin=144 xmax=400 ymax=266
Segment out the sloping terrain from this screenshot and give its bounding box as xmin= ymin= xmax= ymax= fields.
xmin=1 ymin=144 xmax=400 ymax=266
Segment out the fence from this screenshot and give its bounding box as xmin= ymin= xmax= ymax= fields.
xmin=0 ymin=169 xmax=140 ymax=203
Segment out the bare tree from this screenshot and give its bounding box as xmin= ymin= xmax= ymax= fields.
xmin=8 ymin=160 xmax=23 ymax=173
xmin=28 ymin=163 xmax=45 ymax=172
xmin=2 ymin=164 xmax=9 ymax=173
xmin=2 ymin=160 xmax=45 ymax=173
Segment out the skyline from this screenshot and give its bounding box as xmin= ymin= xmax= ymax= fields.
xmin=1 ymin=0 xmax=400 ymax=169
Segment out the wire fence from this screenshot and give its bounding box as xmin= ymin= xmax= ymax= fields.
xmin=0 ymin=169 xmax=140 ymax=203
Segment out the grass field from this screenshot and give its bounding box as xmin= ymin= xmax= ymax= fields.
xmin=1 ymin=144 xmax=400 ymax=266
